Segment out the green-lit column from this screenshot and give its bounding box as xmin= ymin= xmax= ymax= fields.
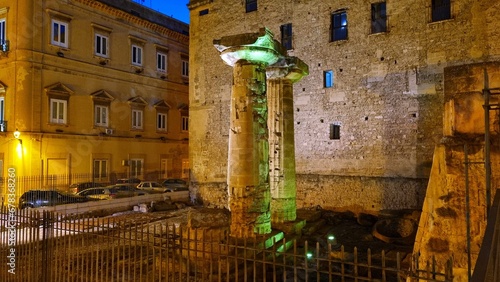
xmin=214 ymin=28 xmax=285 ymax=238
xmin=266 ymin=57 xmax=309 ymax=224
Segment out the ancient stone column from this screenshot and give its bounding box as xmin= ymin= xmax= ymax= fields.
xmin=214 ymin=28 xmax=285 ymax=238
xmin=266 ymin=57 xmax=309 ymax=224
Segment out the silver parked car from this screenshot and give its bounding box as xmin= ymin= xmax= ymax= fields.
xmin=137 ymin=181 xmax=168 ymax=193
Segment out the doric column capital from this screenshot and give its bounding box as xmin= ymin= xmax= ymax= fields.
xmin=213 ymin=27 xmax=285 ymax=67
xmin=267 ymin=56 xmax=309 ymax=83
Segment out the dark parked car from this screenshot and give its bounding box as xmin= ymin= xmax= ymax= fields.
xmin=19 ymin=190 xmax=89 ymax=209
xmin=69 ymin=182 xmax=105 ymax=194
xmin=161 ymin=179 xmax=188 ymax=192
xmin=116 ymin=178 xmax=141 ymax=184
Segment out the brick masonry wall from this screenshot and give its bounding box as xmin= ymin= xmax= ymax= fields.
xmin=188 ymin=0 xmax=500 ymax=212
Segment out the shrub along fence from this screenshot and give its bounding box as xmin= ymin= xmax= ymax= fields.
xmin=0 ymin=208 xmax=453 ymax=281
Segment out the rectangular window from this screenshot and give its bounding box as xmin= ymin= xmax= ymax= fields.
xmin=95 ymin=105 xmax=108 ymax=127
xmin=330 ymin=124 xmax=340 ymax=140
xmin=0 ymin=18 xmax=6 ymax=45
xmin=131 ymin=44 xmax=143 ymax=66
xmin=324 ymin=70 xmax=334 ymax=88
xmin=371 ymin=2 xmax=387 ymax=33
xmin=182 ymin=59 xmax=189 ymax=77
xmin=51 ymin=19 xmax=69 ymax=48
xmin=95 ymin=33 xmax=109 ymax=57
xmin=0 ymin=96 xmax=4 ymax=122
xmin=131 ymin=109 xmax=143 ymax=129
xmin=181 ymin=159 xmax=189 ymax=179
xmin=130 ymin=159 xmax=143 ymax=178
xmin=93 ymin=159 xmax=108 ymax=181
xmin=181 ymin=115 xmax=189 ymax=132
xmin=50 ymin=98 xmax=67 ymax=124
xmin=331 ymin=11 xmax=348 ymax=41
xmin=157 ymin=52 xmax=167 ymax=72
xmin=160 ymin=158 xmax=172 ymax=179
xmin=157 ymin=112 xmax=167 ymax=131
xmin=246 ymin=0 xmax=257 ymax=13
xmin=280 ymin=23 xmax=293 ymax=50
xmin=431 ymin=0 xmax=451 ymax=22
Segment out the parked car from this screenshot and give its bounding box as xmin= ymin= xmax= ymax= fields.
xmin=116 ymin=178 xmax=141 ymax=184
xmin=78 ymin=185 xmax=149 ymax=200
xmin=77 ymin=187 xmax=119 ymax=200
xmin=69 ymin=182 xmax=105 ymax=194
xmin=161 ymin=179 xmax=188 ymax=192
xmin=19 ymin=190 xmax=89 ymax=209
xmin=111 ymin=184 xmax=150 ymax=197
xmin=137 ymin=181 xmax=168 ymax=193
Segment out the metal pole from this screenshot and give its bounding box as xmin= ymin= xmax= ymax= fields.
xmin=464 ymin=144 xmax=472 ymax=281
xmin=483 ymin=68 xmax=491 ymax=215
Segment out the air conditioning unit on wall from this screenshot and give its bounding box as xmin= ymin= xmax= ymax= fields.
xmin=105 ymin=128 xmax=114 ymax=135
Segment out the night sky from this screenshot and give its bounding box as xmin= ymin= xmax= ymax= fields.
xmin=133 ymin=0 xmax=190 ymax=23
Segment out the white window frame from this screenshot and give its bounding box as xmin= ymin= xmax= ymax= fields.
xmin=50 ymin=98 xmax=67 ymax=124
xmin=181 ymin=115 xmax=188 ymax=132
xmin=51 ymin=19 xmax=69 ymax=48
xmin=131 ymin=109 xmax=143 ymax=129
xmin=157 ymin=52 xmax=167 ymax=72
xmin=182 ymin=59 xmax=189 ymax=77
xmin=0 ymin=18 xmax=6 ymax=45
xmin=130 ymin=159 xmax=143 ymax=178
xmin=95 ymin=33 xmax=109 ymax=57
xmin=131 ymin=44 xmax=143 ymax=66
xmin=157 ymin=112 xmax=167 ymax=131
xmin=95 ymin=105 xmax=108 ymax=127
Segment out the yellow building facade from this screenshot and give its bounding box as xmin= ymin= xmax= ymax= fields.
xmin=0 ymin=0 xmax=189 ymax=199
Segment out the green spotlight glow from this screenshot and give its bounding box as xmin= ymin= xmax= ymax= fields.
xmin=306 ymin=252 xmax=313 ymax=259
xmin=328 ymin=235 xmax=335 ymax=240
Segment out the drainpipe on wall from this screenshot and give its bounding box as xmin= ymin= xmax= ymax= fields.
xmin=483 ymin=69 xmax=491 ymax=216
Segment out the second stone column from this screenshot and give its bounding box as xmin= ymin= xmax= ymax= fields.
xmin=214 ymin=28 xmax=284 ymax=238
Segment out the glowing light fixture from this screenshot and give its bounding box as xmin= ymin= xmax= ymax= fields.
xmin=13 ymin=129 xmax=20 ymax=139
xmin=306 ymin=252 xmax=313 ymax=259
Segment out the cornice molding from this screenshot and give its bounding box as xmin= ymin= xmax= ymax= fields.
xmin=73 ymin=0 xmax=189 ymax=44
xmin=46 ymin=8 xmax=74 ymax=20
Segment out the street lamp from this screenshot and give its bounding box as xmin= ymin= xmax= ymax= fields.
xmin=13 ymin=129 xmax=22 ymax=145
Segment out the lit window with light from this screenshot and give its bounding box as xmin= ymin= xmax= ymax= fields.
xmin=331 ymin=11 xmax=348 ymax=41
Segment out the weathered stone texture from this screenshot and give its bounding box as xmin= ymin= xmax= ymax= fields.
xmin=413 ymin=62 xmax=500 ymax=280
xmin=296 ymin=174 xmax=427 ymax=212
xmin=188 ymin=0 xmax=500 ymax=214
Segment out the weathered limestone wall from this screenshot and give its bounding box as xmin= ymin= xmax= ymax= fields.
xmin=188 ymin=0 xmax=500 ymax=213
xmin=414 ymin=62 xmax=500 ymax=280
xmin=296 ymin=174 xmax=427 ymax=212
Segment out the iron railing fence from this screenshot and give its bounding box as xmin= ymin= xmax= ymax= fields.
xmin=0 ymin=208 xmax=453 ymax=282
